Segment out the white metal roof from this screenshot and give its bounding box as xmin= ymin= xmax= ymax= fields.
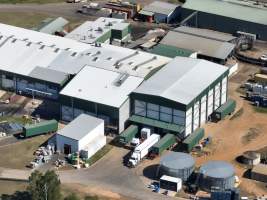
xmin=57 ymin=114 xmax=104 ymax=141
xmin=0 ymin=23 xmax=89 ymax=52
xmin=60 ymin=66 xmax=144 ymax=108
xmin=160 ymin=175 xmax=182 ymax=184
xmin=66 ymin=17 xmax=126 ymax=44
xmin=133 ymin=57 xmax=228 ymax=105
xmin=0 ymin=23 xmax=170 ymax=78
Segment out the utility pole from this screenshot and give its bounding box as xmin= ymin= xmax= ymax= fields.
xmin=44 ymin=183 xmax=48 ymax=200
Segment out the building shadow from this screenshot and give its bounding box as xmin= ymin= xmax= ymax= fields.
xmin=1 ymin=191 xmax=31 ymax=200
xmin=143 ymin=164 xmax=160 ymax=181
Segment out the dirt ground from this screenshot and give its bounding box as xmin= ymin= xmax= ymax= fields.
xmin=195 ymin=61 xmax=267 ymax=196
xmin=239 ymin=41 xmax=267 ymax=59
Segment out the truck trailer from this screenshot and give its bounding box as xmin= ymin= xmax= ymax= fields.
xmin=128 ymin=133 xmax=160 ymax=167
xmin=22 ymin=120 xmax=58 ymax=138
xmin=151 ymin=133 xmax=177 ymax=156
xmin=213 ymin=99 xmax=236 ymax=120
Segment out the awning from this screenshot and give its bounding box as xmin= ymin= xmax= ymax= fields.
xmin=139 ymin=10 xmax=154 ymax=16
xmin=128 ymin=115 xmax=184 ymax=133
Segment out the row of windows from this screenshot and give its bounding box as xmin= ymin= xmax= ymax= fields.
xmin=134 ymin=100 xmax=185 ymax=126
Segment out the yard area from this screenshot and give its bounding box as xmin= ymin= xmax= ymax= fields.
xmin=0 ymin=0 xmax=65 ymax=4
xmin=0 ymin=134 xmax=51 ymax=169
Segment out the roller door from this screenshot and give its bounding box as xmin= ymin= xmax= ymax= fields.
xmin=221 ymin=77 xmax=227 ymax=105
xmin=200 ymin=96 xmax=207 ymax=125
xmin=214 ymin=83 xmax=221 ymax=110
xmin=74 ymin=108 xmax=84 ymax=118
xmin=193 ymin=101 xmax=200 ymax=131
xmin=207 ymin=89 xmax=214 ymax=116
xmin=185 ymin=108 xmax=192 ymax=136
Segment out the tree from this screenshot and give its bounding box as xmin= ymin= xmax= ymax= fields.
xmin=27 ymin=170 xmax=62 ymax=200
xmin=84 ymin=196 xmax=98 ymax=200
xmin=64 ymin=194 xmax=80 ymax=200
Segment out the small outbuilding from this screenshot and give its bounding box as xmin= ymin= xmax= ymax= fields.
xmin=56 ymin=114 xmax=105 ymax=158
xmin=139 ymin=1 xmax=180 ymax=24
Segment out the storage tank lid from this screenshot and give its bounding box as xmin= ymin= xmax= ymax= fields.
xmin=200 ymin=161 xmax=235 ymax=178
xmin=160 ymin=152 xmax=195 ymax=170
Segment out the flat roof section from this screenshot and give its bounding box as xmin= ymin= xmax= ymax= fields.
xmin=182 ymin=0 xmax=267 ymax=25
xmin=57 ymin=114 xmax=104 ymax=141
xmin=160 ymin=31 xmax=235 ymax=60
xmin=29 ymin=67 xmax=69 ymax=86
xmin=173 ymin=26 xmax=237 ymax=42
xmin=60 ymin=66 xmax=144 ymax=108
xmin=66 ymin=17 xmax=127 ymax=44
xmin=133 ymin=57 xmax=228 ymax=105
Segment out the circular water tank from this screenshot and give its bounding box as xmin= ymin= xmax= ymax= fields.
xmin=160 ymin=152 xmax=195 ymax=181
xmin=199 ymin=161 xmax=235 ymax=191
xmin=242 ymin=151 xmax=261 ymax=166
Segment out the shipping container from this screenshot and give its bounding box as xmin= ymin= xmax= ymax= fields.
xmin=213 ymin=99 xmax=236 ymax=120
xmin=22 ymin=120 xmax=58 ymax=138
xmin=181 ymin=128 xmax=204 ymax=152
xmin=151 ymin=133 xmax=176 ymax=155
xmin=117 ymin=125 xmax=138 ymax=144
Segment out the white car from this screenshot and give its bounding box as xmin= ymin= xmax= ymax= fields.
xmin=260 ymin=54 xmax=267 ymax=61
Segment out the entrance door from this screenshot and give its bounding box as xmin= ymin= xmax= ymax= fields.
xmin=64 ymin=144 xmax=71 ymax=154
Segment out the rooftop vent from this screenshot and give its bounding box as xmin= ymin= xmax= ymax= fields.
xmin=39 ymin=45 xmax=45 ymax=50
xmin=96 ymin=27 xmax=103 ymax=32
xmin=54 ymin=48 xmax=60 ymax=53
xmin=27 ymin=42 xmax=32 ymax=46
xmin=95 ymin=42 xmax=102 ymax=47
xmin=11 ymin=38 xmax=17 ymax=43
xmin=71 ymin=52 xmax=77 ymax=57
xmin=113 ymin=73 xmax=129 ymax=87
xmin=22 ymin=38 xmax=28 ymax=41
xmin=92 ymin=57 xmax=98 ymax=62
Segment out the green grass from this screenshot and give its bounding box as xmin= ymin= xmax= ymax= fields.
xmin=86 ymin=144 xmax=113 ymax=166
xmin=0 ymin=12 xmax=52 ymax=29
xmin=0 ymin=116 xmax=32 ymax=125
xmin=254 ymin=106 xmax=267 ymax=113
xmin=0 ymin=0 xmax=64 ymax=4
xmin=0 ymin=134 xmax=51 ymax=169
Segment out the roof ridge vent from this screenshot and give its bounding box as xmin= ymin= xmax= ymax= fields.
xmin=113 ymin=73 xmax=129 ymax=86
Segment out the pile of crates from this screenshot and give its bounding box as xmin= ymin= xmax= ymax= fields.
xmin=245 ymin=82 xmax=267 ymax=107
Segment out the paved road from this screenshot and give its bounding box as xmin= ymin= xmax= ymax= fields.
xmin=0 ymin=147 xmax=185 ymax=200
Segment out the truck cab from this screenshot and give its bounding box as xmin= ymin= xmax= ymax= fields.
xmin=128 ymin=152 xmax=139 ymax=167
xmin=130 ymin=138 xmax=140 ymax=148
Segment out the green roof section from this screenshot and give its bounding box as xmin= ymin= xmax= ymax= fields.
xmin=182 ymin=0 xmax=267 ymax=25
xmin=149 ymin=44 xmax=193 ymax=58
xmin=33 ymin=17 xmax=69 ymax=34
xmin=128 ymin=115 xmax=184 ymax=133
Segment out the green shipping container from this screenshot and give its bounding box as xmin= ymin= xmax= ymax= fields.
xmin=182 ymin=128 xmax=205 ymax=152
xmin=23 ymin=119 xmax=58 ymax=138
xmin=214 ymin=99 xmax=236 ymax=120
xmin=151 ymin=133 xmax=176 ymax=155
xmin=117 ymin=125 xmax=138 ymax=144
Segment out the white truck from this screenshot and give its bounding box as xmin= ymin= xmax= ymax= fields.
xmin=128 ymin=134 xmax=160 ymax=167
xmin=141 ymin=128 xmax=151 ymax=140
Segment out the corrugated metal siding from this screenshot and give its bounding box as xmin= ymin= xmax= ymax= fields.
xmin=149 ymin=44 xmax=193 ymax=58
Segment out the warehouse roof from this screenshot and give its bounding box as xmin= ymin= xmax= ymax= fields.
xmin=133 ymin=57 xmax=228 ymax=105
xmin=0 ymin=23 xmax=89 ymax=52
xmin=173 ymin=26 xmax=237 ymax=42
xmin=60 ymin=66 xmax=143 ymax=108
xmin=141 ymin=1 xmax=179 ymax=16
xmin=28 ymin=67 xmax=69 ymax=85
xmin=57 ymin=114 xmax=104 ymax=141
xmin=182 ymin=0 xmax=267 ymax=25
xmin=66 ymin=17 xmax=127 ymax=44
xmin=0 ymin=23 xmax=170 ymax=77
xmin=34 ymin=17 xmax=69 ymax=35
xmin=160 ymin=31 xmax=235 ymax=60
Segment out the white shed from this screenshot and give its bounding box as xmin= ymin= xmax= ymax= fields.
xmin=56 ymin=114 xmax=105 ymax=157
xmin=160 ymin=175 xmax=182 ymax=192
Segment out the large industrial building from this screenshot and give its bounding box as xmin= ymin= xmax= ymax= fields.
xmin=181 ymin=0 xmax=267 ymax=41
xmin=130 ymin=57 xmax=229 ymax=137
xmin=66 ymin=17 xmax=131 ymax=44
